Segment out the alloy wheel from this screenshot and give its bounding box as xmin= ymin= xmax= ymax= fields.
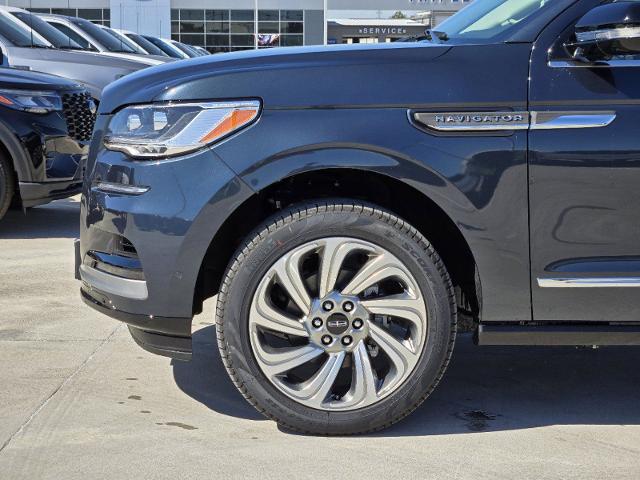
xmin=249 ymin=237 xmax=428 ymax=411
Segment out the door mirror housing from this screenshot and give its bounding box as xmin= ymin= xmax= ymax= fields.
xmin=571 ymin=2 xmax=640 ymax=62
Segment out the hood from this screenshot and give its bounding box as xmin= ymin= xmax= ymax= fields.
xmin=0 ymin=66 xmax=80 ymax=91
xmin=97 ymin=51 xmax=172 ymax=66
xmin=100 ymin=43 xmax=451 ymax=113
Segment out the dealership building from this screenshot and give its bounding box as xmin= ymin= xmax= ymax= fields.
xmin=9 ymin=0 xmax=470 ymax=53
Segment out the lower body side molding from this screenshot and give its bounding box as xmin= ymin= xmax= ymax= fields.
xmin=476 ymin=324 xmax=640 ymax=346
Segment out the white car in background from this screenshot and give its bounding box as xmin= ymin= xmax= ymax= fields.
xmin=37 ymin=14 xmax=170 ymax=66
xmin=111 ymin=28 xmax=169 ymax=57
xmin=96 ymin=24 xmax=148 ymax=55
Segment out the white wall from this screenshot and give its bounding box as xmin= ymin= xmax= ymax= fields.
xmin=110 ymin=0 xmax=171 ymax=38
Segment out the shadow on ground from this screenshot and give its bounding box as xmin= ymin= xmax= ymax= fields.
xmin=173 ymin=327 xmax=640 ymax=436
xmin=0 ymin=198 xmax=80 ymax=239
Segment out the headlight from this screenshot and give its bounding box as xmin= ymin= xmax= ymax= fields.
xmin=0 ymin=89 xmax=62 ymax=114
xmin=104 ymin=100 xmax=261 ymax=159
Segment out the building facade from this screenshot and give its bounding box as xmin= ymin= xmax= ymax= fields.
xmin=10 ymin=0 xmax=471 ymax=53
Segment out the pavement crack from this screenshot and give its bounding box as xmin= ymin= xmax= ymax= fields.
xmin=0 ymin=324 xmax=123 ymax=455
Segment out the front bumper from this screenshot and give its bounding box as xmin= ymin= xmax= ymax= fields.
xmin=80 ymin=285 xmax=192 ymax=361
xmin=5 ymin=105 xmax=90 ymax=207
xmin=77 ymin=115 xmax=254 ymax=359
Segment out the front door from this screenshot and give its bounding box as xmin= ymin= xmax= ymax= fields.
xmin=529 ymin=0 xmax=640 ymax=322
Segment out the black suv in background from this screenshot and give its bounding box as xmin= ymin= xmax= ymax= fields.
xmin=0 ymin=65 xmax=95 ymax=219
xmin=78 ymin=0 xmax=640 ymax=434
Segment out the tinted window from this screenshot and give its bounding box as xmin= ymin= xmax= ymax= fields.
xmin=125 ymin=33 xmax=167 ymax=56
xmin=12 ymin=12 xmax=82 ymax=49
xmin=0 ymin=13 xmax=49 ymax=47
xmin=142 ymin=35 xmax=183 ymax=58
xmin=173 ymin=43 xmax=198 ymax=58
xmin=49 ymin=22 xmax=95 ymax=49
xmin=71 ymin=17 xmax=136 ymax=52
xmin=102 ymin=27 xmax=143 ymax=52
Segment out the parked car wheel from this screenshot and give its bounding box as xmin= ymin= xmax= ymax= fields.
xmin=216 ymin=201 xmax=457 ymax=435
xmin=0 ymin=153 xmax=14 ymax=220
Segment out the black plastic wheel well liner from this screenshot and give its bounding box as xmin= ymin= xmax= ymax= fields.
xmin=193 ymin=168 xmax=481 ymax=322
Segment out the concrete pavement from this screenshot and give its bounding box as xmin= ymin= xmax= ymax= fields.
xmin=1 ymin=199 xmax=640 ymax=479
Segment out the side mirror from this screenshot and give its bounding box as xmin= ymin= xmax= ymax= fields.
xmin=571 ymin=2 xmax=640 ymax=62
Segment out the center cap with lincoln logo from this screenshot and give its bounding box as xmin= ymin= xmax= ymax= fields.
xmin=326 ymin=313 xmax=350 ymax=335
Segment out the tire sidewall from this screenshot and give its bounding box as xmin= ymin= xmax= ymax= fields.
xmin=220 ymin=204 xmax=455 ymax=434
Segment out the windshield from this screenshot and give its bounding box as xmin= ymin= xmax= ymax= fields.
xmin=435 ymin=0 xmax=560 ymax=43
xmin=12 ymin=12 xmax=82 ymax=49
xmin=71 ymin=17 xmax=136 ymax=53
xmin=0 ymin=12 xmax=50 ymax=48
xmin=102 ymin=27 xmax=144 ymax=53
xmin=143 ymin=35 xmax=183 ymax=58
xmin=125 ymin=32 xmax=167 ymax=56
xmin=49 ymin=21 xmax=96 ymax=50
xmin=172 ymin=41 xmax=199 ymax=57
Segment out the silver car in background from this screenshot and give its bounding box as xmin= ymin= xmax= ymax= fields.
xmin=38 ymin=14 xmax=170 ymax=66
xmin=0 ymin=6 xmax=154 ymax=99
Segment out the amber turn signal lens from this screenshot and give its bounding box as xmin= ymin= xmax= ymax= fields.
xmin=200 ymin=108 xmax=259 ymax=143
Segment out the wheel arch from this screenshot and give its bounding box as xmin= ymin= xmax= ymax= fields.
xmin=0 ymin=120 xmax=30 ymax=181
xmin=192 ymin=167 xmax=481 ymax=327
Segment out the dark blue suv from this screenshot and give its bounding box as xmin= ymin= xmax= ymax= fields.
xmin=78 ymin=0 xmax=640 ymax=434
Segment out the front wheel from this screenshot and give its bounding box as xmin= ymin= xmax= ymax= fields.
xmin=216 ymin=201 xmax=456 ymax=435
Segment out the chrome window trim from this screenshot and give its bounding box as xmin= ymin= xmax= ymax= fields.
xmin=538 ymin=277 xmax=640 ymax=288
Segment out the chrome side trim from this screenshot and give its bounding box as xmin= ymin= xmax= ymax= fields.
xmin=80 ymin=264 xmax=149 ymax=300
xmin=531 ymin=111 xmax=616 ymax=130
xmin=576 ymin=26 xmax=640 ymax=43
xmin=95 ymin=182 xmax=150 ymax=195
xmin=538 ymin=277 xmax=640 ymax=288
xmin=411 ymin=110 xmax=615 ymax=132
xmin=412 ymin=111 xmax=529 ymax=132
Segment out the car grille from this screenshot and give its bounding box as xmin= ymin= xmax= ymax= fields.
xmin=61 ymin=91 xmax=96 ymax=142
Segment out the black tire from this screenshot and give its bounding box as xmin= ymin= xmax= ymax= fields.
xmin=0 ymin=153 xmax=14 ymax=221
xmin=216 ymin=200 xmax=457 ymax=435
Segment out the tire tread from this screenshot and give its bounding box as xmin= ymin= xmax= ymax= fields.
xmin=215 ymin=200 xmax=457 ymax=435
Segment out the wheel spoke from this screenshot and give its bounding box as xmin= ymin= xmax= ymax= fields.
xmin=369 ymin=323 xmax=419 ymax=396
xmin=253 ymin=343 xmax=324 ymax=378
xmin=272 ymin=243 xmax=316 ymax=315
xmin=341 ymin=251 xmax=418 ymax=297
xmin=280 ymin=352 xmax=346 ymax=408
xmin=318 ymin=239 xmax=376 ymax=298
xmin=250 ymin=275 xmax=309 ymax=337
xmin=360 ymin=293 xmax=426 ymax=348
xmin=333 ymin=341 xmax=378 ymax=408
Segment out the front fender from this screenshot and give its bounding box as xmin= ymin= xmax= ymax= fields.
xmin=213 ymin=107 xmax=531 ymax=322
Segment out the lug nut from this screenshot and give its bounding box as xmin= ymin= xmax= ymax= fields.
xmin=341 ymin=336 xmax=353 ymax=346
xmin=321 ymin=335 xmax=333 ymax=346
xmin=343 ymin=301 xmax=354 ymax=312
xmin=322 ymin=301 xmax=334 ymax=311
xmin=311 ymin=318 xmax=323 ymax=328
xmin=352 ymin=318 xmax=363 ymax=329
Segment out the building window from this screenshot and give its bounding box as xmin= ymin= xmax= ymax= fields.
xmin=27 ymin=7 xmax=110 ymax=26
xmin=171 ymin=8 xmax=305 ymax=53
